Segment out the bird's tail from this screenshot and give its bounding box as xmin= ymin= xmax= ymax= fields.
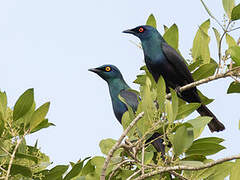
xmin=197 ymin=105 xmax=225 ymax=132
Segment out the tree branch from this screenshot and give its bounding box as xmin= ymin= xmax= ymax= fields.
xmin=135 ymin=154 xmax=240 ymax=180
xmin=166 ymin=67 xmax=240 ymax=99
xmin=100 ymin=112 xmax=145 ymax=180
xmin=5 ymin=130 xmax=29 ymax=180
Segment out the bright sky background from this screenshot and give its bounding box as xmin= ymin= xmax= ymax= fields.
xmin=0 ymin=0 xmax=239 ymax=166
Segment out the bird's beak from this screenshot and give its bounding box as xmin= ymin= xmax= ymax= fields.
xmin=122 ymin=28 xmax=135 ymax=35
xmin=88 ymin=68 xmax=101 ymax=74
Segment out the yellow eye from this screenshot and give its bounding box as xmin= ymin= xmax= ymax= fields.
xmin=105 ymin=66 xmax=111 ymax=72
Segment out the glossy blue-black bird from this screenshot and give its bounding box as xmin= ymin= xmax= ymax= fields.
xmin=123 ymin=25 xmax=225 ymax=132
xmin=89 ymin=64 xmax=165 ymax=156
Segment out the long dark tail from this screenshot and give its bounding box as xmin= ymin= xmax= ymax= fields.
xmin=197 ymin=105 xmax=225 ymax=132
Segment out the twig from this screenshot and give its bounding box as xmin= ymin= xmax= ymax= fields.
xmin=108 ymin=159 xmax=135 ymax=180
xmin=135 ymin=154 xmax=240 ymax=180
xmin=166 ymin=67 xmax=240 ymax=99
xmin=5 ymin=130 xmax=29 ymax=180
xmin=228 ymin=26 xmax=240 ymax=33
xmin=170 ymin=171 xmax=189 ymax=180
xmin=100 ymin=112 xmax=145 ymax=180
xmin=126 ymin=169 xmax=141 ymax=180
xmin=141 ymin=143 xmax=145 ymax=175
xmin=217 ymin=21 xmax=231 ymax=73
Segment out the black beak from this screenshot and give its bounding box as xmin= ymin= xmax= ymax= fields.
xmin=122 ymin=28 xmax=135 ymax=35
xmin=88 ymin=68 xmax=101 ymax=73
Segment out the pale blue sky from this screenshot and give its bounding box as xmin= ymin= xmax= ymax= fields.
xmin=0 ymin=0 xmax=239 ymax=166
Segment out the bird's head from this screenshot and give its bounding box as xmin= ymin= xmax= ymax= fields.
xmin=88 ymin=64 xmax=123 ymax=82
xmin=123 ymin=25 xmax=159 ymax=41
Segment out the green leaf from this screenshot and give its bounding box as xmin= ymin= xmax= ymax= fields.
xmin=231 ymin=3 xmax=240 ymax=21
xmin=163 ymin=24 xmax=179 ymax=50
xmin=176 ymin=103 xmax=201 ymax=120
xmin=15 ymin=152 xmax=38 ymax=163
xmin=99 ymin=138 xmax=117 ymax=155
xmin=192 ymin=19 xmax=210 ymax=64
xmin=30 ymin=102 xmax=50 ymax=131
xmin=80 ymin=159 xmax=95 ymax=176
xmin=227 ymin=82 xmax=240 ymax=94
xmin=193 ymin=137 xmax=224 ymax=144
xmin=197 ymin=90 xmax=214 ymax=105
xmin=90 ymin=156 xmax=105 ymax=175
xmin=13 ymin=88 xmax=34 ymax=121
xmin=230 ymin=159 xmax=240 ymax=180
xmin=170 ymin=89 xmax=178 ymax=121
xmin=187 ymin=116 xmax=212 ymax=139
xmin=133 ymin=74 xmax=146 ymax=85
xmin=166 ymin=100 xmax=173 ymax=123
xmin=144 ymin=151 xmax=154 ymax=164
xmin=226 ymin=33 xmax=237 ymax=48
xmin=192 ymin=63 xmax=217 ymax=81
xmin=42 ymin=165 xmax=69 ymax=180
xmin=222 ymin=0 xmax=235 ymax=18
xmin=0 ymin=119 xmax=4 ymax=137
xmin=163 ymin=25 xmax=168 ymax=32
xmin=64 ymin=158 xmax=91 ymax=180
xmin=212 ymin=27 xmax=221 ymax=47
xmin=186 ymin=138 xmax=225 ymax=156
xmin=9 ymin=164 xmax=32 ymax=177
xmin=173 ymin=124 xmax=194 ymax=156
xmin=228 ymin=46 xmax=240 ymax=65
xmin=0 ymin=91 xmax=7 ymax=119
xmin=31 ymin=119 xmax=55 ymax=133
xmin=188 ymin=61 xmax=201 ymax=72
xmin=146 ymin=14 xmax=157 ymax=28
xmin=157 ymin=76 xmax=166 ymax=113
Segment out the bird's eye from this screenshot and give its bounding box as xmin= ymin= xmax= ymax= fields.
xmin=138 ymin=27 xmax=144 ymax=33
xmin=105 ymin=66 xmax=111 ymax=72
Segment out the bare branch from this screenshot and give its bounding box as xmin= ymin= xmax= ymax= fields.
xmin=166 ymin=67 xmax=240 ymax=99
xmin=126 ymin=169 xmax=141 ymax=180
xmin=100 ymin=112 xmax=145 ymax=180
xmin=135 ymin=154 xmax=240 ymax=180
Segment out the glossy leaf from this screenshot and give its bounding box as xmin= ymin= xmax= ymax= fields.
xmin=157 ymin=76 xmax=166 ymax=113
xmin=41 ymin=165 xmax=69 ymax=180
xmin=226 ymin=33 xmax=237 ymax=48
xmin=192 ymin=19 xmax=210 ymax=64
xmin=173 ymin=124 xmax=194 ymax=155
xmin=146 ymin=14 xmax=157 ymax=28
xmin=186 ymin=138 xmax=225 ymax=156
xmin=187 ymin=116 xmax=212 ymax=139
xmin=197 ymin=90 xmax=214 ymax=105
xmin=30 ymin=102 xmax=50 ymax=131
xmin=64 ymin=157 xmax=90 ymax=180
xmin=212 ymin=27 xmax=221 ymax=47
xmin=80 ymin=159 xmax=95 ymax=176
xmin=228 ymin=46 xmax=240 ymax=65
xmin=176 ymin=103 xmax=201 ymax=120
xmin=99 ymin=138 xmax=117 ymax=155
xmin=231 ymin=3 xmax=240 ymax=21
xmin=227 ymin=82 xmax=240 ymax=94
xmin=31 ymin=119 xmax=55 ymax=133
xmin=222 ymin=0 xmax=235 ymax=18
xmin=170 ymin=89 xmax=178 ymax=121
xmin=193 ymin=137 xmax=224 ymax=144
xmin=188 ymin=61 xmax=201 ymax=72
xmin=13 ymin=88 xmax=34 ymax=121
xmin=9 ymin=164 xmax=32 ymax=177
xmin=192 ymin=63 xmax=217 ymax=81
xmin=163 ymin=24 xmax=179 ymax=50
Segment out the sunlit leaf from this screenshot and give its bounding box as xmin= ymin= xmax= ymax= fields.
xmin=173 ymin=124 xmax=194 ymax=155
xmin=226 ymin=33 xmax=237 ymax=48
xmin=99 ymin=138 xmax=119 ymax=156
xmin=222 ymin=0 xmax=235 ymax=18
xmin=231 ymin=3 xmax=240 ymax=21
xmin=192 ymin=63 xmax=217 ymax=81
xmin=157 ymin=76 xmax=166 ymax=113
xmin=13 ymin=88 xmax=34 ymax=121
xmin=176 ymin=103 xmax=201 ymax=120
xmin=228 ymin=46 xmax=240 ymax=65
xmin=146 ymin=14 xmax=157 ymax=28
xmin=227 ymin=82 xmax=240 ymax=94
xmin=163 ymin=24 xmax=179 ymax=50
xmin=212 ymin=27 xmax=221 ymax=47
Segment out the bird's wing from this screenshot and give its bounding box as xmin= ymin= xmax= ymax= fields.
xmin=119 ymin=89 xmax=139 ymax=112
xmin=162 ymin=42 xmax=194 ymax=84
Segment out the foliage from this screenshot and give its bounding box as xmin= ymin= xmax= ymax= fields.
xmin=0 ymin=0 xmax=240 ymax=180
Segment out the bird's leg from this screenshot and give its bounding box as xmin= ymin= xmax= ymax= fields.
xmin=175 ymin=86 xmax=182 ymax=98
